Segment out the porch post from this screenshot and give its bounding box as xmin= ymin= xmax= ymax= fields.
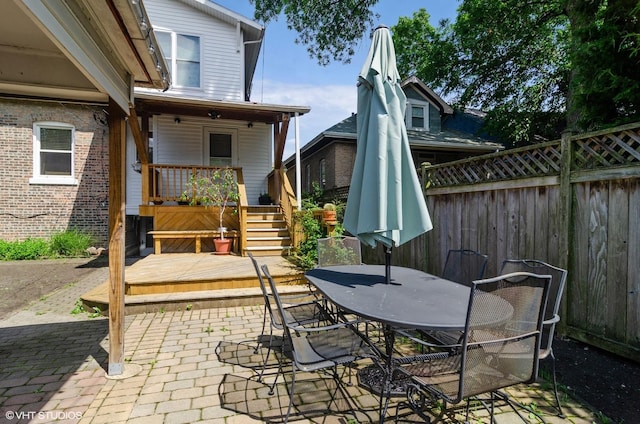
xmin=107 ymin=98 xmax=126 ymax=376
xmin=294 ymin=112 xmax=301 ymax=210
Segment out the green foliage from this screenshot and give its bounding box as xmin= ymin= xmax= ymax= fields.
xmin=301 ymin=181 xmax=324 ymax=209
xmin=392 ymin=0 xmax=640 ymax=144
xmin=70 ymin=299 xmax=85 ymax=315
xmin=186 ymin=169 xmax=239 ymax=237
xmin=49 ymin=229 xmax=94 ymax=257
xmin=317 ymin=237 xmax=359 ymax=265
xmin=323 ymin=202 xmax=336 ymax=211
xmin=291 ymin=208 xmax=322 ymax=270
xmin=0 ymin=238 xmax=49 ymax=260
xmin=252 ymin=0 xmax=380 ymax=65
xmin=0 ymin=229 xmax=94 ymax=260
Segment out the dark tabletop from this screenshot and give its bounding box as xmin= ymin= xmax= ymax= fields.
xmin=305 ymin=265 xmax=510 ymax=331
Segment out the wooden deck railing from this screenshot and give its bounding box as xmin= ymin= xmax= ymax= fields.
xmin=141 ymin=164 xmax=245 ymax=204
xmin=141 ymin=164 xmax=248 ymax=252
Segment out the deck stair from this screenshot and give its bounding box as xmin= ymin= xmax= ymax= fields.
xmin=80 ymin=254 xmax=308 ymax=314
xmin=243 ymin=205 xmax=292 ymax=257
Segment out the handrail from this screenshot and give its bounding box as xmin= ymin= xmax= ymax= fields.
xmin=236 ymin=168 xmax=248 ymax=254
xmin=278 ymin=168 xmax=297 ymax=249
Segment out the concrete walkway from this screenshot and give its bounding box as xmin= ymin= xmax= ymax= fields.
xmin=0 ymin=264 xmax=599 ymax=423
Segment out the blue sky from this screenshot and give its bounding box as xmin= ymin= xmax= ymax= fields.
xmin=213 ymin=1 xmax=460 ymax=158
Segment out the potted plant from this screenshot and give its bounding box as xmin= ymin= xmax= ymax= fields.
xmin=322 ymin=202 xmax=337 ymax=223
xmin=258 ymin=192 xmax=272 ymax=205
xmin=178 ymin=191 xmax=191 ymax=205
xmin=196 ymin=168 xmax=240 ymax=254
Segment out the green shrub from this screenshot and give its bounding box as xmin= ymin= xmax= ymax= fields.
xmin=49 ymin=229 xmax=94 ymax=257
xmin=291 ymin=209 xmax=323 ymax=270
xmin=0 ymin=238 xmax=49 ymax=260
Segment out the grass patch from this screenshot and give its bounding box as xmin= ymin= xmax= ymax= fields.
xmin=0 ymin=229 xmax=95 ymax=260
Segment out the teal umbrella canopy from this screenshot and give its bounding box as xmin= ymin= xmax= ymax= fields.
xmin=344 ymin=25 xmax=433 ymax=250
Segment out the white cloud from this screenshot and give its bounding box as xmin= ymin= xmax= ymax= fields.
xmin=257 ymin=79 xmax=358 ymax=159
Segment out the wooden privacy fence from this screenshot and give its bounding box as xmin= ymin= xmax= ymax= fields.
xmin=362 ymin=122 xmax=640 ymax=362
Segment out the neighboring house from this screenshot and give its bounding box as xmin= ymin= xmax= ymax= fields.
xmin=284 ymin=76 xmax=503 ymax=198
xmin=127 ymin=0 xmax=309 ymax=256
xmin=0 ymin=0 xmax=168 ymax=247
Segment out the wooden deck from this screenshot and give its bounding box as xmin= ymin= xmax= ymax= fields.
xmin=81 ymin=254 xmax=309 ymax=314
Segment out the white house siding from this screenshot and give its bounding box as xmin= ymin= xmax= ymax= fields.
xmin=142 ymin=0 xmax=244 ymax=101
xmin=236 ymin=121 xmax=272 ymax=205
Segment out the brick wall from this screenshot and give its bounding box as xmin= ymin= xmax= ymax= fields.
xmin=0 ymin=98 xmax=110 ymax=246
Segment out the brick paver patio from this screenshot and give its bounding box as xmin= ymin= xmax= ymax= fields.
xmin=0 ymin=264 xmax=599 ymax=423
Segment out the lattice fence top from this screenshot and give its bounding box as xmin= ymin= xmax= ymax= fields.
xmin=573 ymin=125 xmax=640 ymax=170
xmin=423 ymin=123 xmax=640 ymax=188
xmin=424 ymin=141 xmax=562 ymax=187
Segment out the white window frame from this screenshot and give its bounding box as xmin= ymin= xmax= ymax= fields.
xmin=319 ymin=158 xmax=326 ymax=189
xmin=406 ymin=99 xmax=430 ymax=131
xmin=30 ymin=122 xmax=78 ymax=185
xmin=155 ymin=29 xmax=202 ymax=89
xmin=204 ymin=127 xmax=237 ymax=167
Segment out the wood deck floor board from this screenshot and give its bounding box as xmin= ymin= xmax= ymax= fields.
xmin=81 ymin=254 xmax=309 ymax=313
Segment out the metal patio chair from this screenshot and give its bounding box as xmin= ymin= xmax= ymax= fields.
xmin=261 ymin=264 xmax=377 ymax=423
xmin=499 ymin=259 xmax=568 ymax=417
xmin=248 ymin=253 xmax=333 ymax=392
xmin=394 ymin=272 xmax=551 ymax=423
xmin=420 ymin=249 xmax=489 ymax=347
xmin=441 ymin=249 xmax=488 ymax=287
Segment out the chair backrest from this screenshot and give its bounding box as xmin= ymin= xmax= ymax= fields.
xmin=441 ymin=249 xmax=488 ymax=286
xmin=248 ymin=252 xmax=282 ymax=328
xmin=454 ymin=272 xmax=550 ymax=401
xmin=317 ymin=236 xmax=362 ymax=267
xmin=500 ymin=259 xmax=567 ymax=354
xmin=260 ymin=265 xmax=295 ymax=348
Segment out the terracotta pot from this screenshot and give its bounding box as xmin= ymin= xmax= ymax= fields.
xmin=213 ymin=238 xmax=232 ymax=255
xmin=323 ymin=210 xmax=337 ymax=223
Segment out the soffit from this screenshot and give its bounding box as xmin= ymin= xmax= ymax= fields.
xmin=135 ymin=92 xmax=310 ymax=124
xmin=0 ymin=0 xmax=168 ymax=107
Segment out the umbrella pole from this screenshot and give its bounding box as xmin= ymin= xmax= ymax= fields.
xmin=385 ymin=246 xmax=392 ymax=284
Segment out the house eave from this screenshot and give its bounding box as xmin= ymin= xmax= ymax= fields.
xmin=134 ymin=92 xmax=310 ymax=123
xmin=6 ymin=0 xmax=168 ymax=112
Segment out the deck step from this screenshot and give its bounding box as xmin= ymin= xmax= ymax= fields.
xmin=244 ymin=205 xmax=293 ymax=256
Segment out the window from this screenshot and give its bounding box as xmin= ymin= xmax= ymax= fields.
xmin=406 ymin=100 xmax=429 ymax=130
xmin=30 ymin=122 xmax=77 ymax=185
xmin=319 ymin=159 xmax=326 ymax=189
xmin=156 ymin=30 xmax=201 ymax=88
xmin=305 ymin=164 xmax=311 ymax=193
xmin=205 ymin=129 xmax=236 ymax=167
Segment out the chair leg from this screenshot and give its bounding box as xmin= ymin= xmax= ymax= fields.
xmin=266 ymin=336 xmax=287 ymax=395
xmin=488 ymin=391 xmax=547 ymax=424
xmin=549 ymin=351 xmax=565 ymax=418
xmin=257 ymin=329 xmax=274 ymax=383
xmin=283 ymin=364 xmax=296 ymax=423
xmin=254 ymin=304 xmax=268 ymax=354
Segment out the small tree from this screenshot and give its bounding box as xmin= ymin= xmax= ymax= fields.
xmin=196 ymin=169 xmax=239 ymax=239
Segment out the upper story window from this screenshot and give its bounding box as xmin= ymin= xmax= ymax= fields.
xmin=156 ymin=31 xmax=201 ymax=88
xmin=406 ymin=99 xmax=430 ymax=130
xmin=30 ymin=122 xmax=78 ymax=185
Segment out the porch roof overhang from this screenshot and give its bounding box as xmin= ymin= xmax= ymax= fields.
xmin=134 ymin=92 xmax=310 ymax=124
xmin=2 ymin=0 xmax=170 ymax=112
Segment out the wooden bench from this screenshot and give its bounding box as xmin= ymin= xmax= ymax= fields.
xmin=148 ymin=230 xmax=239 ymax=254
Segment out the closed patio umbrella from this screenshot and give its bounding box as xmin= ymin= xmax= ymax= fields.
xmin=344 ymin=25 xmax=432 ymax=283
